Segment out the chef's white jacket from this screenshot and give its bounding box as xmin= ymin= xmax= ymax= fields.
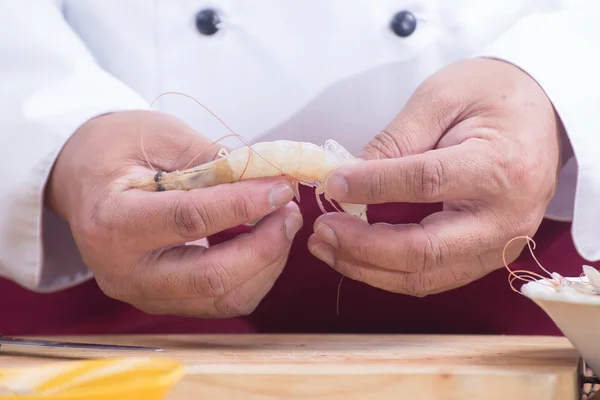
xmin=1 ymin=0 xmax=598 ymax=292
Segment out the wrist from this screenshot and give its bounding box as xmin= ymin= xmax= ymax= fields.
xmin=45 ymin=139 xmax=74 ymax=222
xmin=44 ymin=113 xmax=113 ymax=222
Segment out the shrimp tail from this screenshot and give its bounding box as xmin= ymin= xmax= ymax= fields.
xmin=322 ymin=139 xmax=369 ymax=222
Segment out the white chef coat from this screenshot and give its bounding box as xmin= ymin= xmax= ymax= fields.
xmin=0 ymin=0 xmax=598 ymax=292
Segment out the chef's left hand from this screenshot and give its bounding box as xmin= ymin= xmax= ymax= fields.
xmin=308 ymin=58 xmax=569 ymax=296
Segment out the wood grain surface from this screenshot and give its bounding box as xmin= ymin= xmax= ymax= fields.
xmin=0 ymin=334 xmax=582 ymax=399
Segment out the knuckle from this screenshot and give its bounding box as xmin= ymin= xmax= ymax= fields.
xmin=230 ymin=192 xmax=259 ymax=222
xmin=415 ymin=158 xmax=446 ymax=201
xmin=365 ymin=129 xmax=407 ymax=159
xmin=406 ymin=233 xmax=442 ymax=273
xmin=192 ymin=262 xmax=232 ymax=298
xmin=483 ymin=142 xmax=525 ymax=197
xmin=171 ymin=196 xmax=209 ymax=240
xmin=485 ymin=165 xmax=511 ymax=198
xmin=361 ymin=171 xmax=384 ymax=203
xmin=493 ymin=139 xmax=530 ymax=184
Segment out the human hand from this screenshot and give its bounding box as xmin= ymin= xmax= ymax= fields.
xmin=308 ymin=58 xmax=568 ymax=296
xmin=46 ymin=110 xmax=302 ymax=316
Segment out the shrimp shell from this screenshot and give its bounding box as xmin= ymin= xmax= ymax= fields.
xmin=132 ymin=139 xmax=369 ymax=222
xmin=503 ymin=236 xmax=600 ymax=296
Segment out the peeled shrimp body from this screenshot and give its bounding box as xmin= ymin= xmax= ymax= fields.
xmin=132 ymin=139 xmax=369 ymax=222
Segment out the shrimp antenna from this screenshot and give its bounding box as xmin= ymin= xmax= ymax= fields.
xmin=140 ymin=91 xmax=294 ymax=183
xmin=502 ymin=235 xmax=555 ymax=294
xmin=504 ymin=235 xmax=600 ymax=296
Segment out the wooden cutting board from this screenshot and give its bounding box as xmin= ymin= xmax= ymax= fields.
xmin=0 ymin=334 xmax=582 ymax=399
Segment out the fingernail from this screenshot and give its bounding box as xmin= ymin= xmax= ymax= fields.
xmin=284 ymin=212 xmax=303 ymax=241
xmin=311 ymin=244 xmax=335 ymax=266
xmin=269 ymin=183 xmax=294 ymax=208
xmin=324 ymin=175 xmax=348 ymax=199
xmin=315 ymin=224 xmax=338 ymax=248
xmin=244 ymin=217 xmax=263 ymax=227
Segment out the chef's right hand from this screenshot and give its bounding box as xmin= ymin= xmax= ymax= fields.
xmin=45 ymin=110 xmax=302 ymax=317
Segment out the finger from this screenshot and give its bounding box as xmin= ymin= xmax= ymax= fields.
xmin=359 ymin=83 xmax=464 ymax=160
xmin=310 ymin=209 xmax=501 ymax=273
xmin=136 ymin=255 xmax=284 ymax=318
xmin=118 ymin=177 xmax=296 ymax=250
xmin=211 ymin=256 xmax=283 ymax=317
xmin=324 ymin=139 xmax=503 ymax=204
xmin=133 ymin=202 xmax=302 ymax=305
xmin=308 ymin=237 xmax=489 ymax=297
xmin=308 ymin=235 xmax=404 ymax=290
xmin=307 ymin=239 xmax=416 ymax=295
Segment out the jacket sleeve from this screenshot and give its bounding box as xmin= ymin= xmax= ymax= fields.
xmin=0 ymin=1 xmax=149 ymax=291
xmin=478 ymin=0 xmax=600 ymax=261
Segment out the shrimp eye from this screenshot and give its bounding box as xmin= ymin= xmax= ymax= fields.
xmin=154 ymin=171 xmax=165 ymax=182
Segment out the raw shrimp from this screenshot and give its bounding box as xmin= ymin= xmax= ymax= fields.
xmin=132 ymin=138 xmax=369 ymax=222
xmin=131 ymin=92 xmax=368 ymax=222
xmin=503 ymin=236 xmax=600 ymax=296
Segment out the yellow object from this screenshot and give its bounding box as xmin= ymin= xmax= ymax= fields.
xmin=0 ymin=357 xmax=184 ymax=399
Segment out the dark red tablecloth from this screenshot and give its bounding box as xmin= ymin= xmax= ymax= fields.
xmin=0 ymin=186 xmax=591 ymax=336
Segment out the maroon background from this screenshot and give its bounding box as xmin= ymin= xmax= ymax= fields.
xmin=0 ymin=186 xmax=590 ymax=336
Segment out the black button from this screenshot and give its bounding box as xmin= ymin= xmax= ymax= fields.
xmin=195 ymin=8 xmax=221 ymax=36
xmin=390 ymin=11 xmax=417 ymax=37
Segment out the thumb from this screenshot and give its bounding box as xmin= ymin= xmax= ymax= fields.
xmin=360 ymin=88 xmax=464 ymax=160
